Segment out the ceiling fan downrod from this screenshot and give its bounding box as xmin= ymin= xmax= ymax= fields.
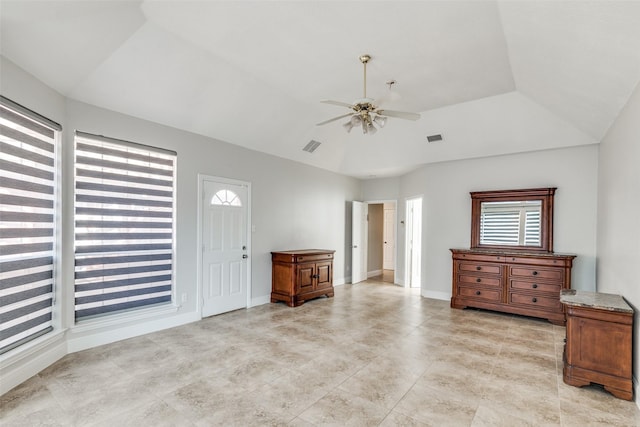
xmin=359 ymin=54 xmax=371 ymax=99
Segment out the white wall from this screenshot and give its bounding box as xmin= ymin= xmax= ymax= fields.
xmin=597 ymin=81 xmax=640 ymax=395
xmin=0 ymin=57 xmax=66 ymax=124
xmin=62 ymin=99 xmax=360 ymax=347
xmin=65 ymin=99 xmax=360 ymax=302
xmin=1 ymin=56 xmax=361 ymax=394
xmin=363 ymin=145 xmax=599 ymax=299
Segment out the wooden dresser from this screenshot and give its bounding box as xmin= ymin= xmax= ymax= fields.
xmin=450 ymin=249 xmax=576 ymax=325
xmin=561 ymin=290 xmax=634 ymax=400
xmin=271 ymin=249 xmax=335 ymax=307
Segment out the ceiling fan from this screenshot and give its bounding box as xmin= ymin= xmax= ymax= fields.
xmin=317 ymin=54 xmax=421 ymax=134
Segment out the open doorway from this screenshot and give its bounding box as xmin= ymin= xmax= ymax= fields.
xmin=405 ymin=197 xmax=422 ymax=288
xmin=366 ymin=201 xmax=396 ymax=284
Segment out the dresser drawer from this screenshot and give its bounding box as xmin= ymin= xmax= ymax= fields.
xmin=458 ymin=262 xmax=501 ymax=275
xmin=458 ymin=286 xmax=501 ymax=302
xmin=458 ymin=274 xmax=502 ymax=287
xmin=510 ymin=279 xmax=562 ymax=294
xmin=506 ymin=256 xmax=570 ymax=267
xmin=453 ymin=253 xmax=505 ymax=263
xmin=509 ymin=266 xmax=563 ymax=281
xmin=509 ymin=292 xmax=561 ymax=311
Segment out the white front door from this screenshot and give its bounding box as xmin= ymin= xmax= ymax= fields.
xmin=383 ymin=206 xmax=395 ymax=270
xmin=352 ymin=201 xmax=368 ymax=284
xmin=201 ymin=179 xmax=249 ymax=316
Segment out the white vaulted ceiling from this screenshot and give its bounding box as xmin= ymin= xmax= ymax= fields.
xmin=2 ymin=1 xmax=639 ymax=178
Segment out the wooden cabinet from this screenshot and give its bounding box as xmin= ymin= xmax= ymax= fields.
xmin=561 ymin=290 xmax=634 ymax=400
xmin=450 ymin=249 xmax=576 ymax=325
xmin=271 ymin=249 xmax=335 ymax=307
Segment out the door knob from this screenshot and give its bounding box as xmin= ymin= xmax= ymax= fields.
xmin=242 ymin=254 xmax=248 ymax=259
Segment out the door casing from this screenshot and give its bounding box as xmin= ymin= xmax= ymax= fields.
xmin=351 ymin=201 xmax=368 ymax=284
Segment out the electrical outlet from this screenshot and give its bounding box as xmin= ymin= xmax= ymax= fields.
xmin=181 ymin=293 xmax=188 ymax=303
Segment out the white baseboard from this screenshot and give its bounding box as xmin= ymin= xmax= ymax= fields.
xmin=422 ymin=290 xmax=451 ymax=301
xmin=0 ymin=331 xmax=67 ymax=395
xmin=635 ymin=376 xmax=639 ymax=409
xmin=250 ymin=295 xmax=271 ymax=307
xmin=334 ymin=277 xmax=346 ymax=286
xmin=367 ymin=269 xmax=383 ymax=278
xmin=67 ymin=311 xmax=200 ymax=353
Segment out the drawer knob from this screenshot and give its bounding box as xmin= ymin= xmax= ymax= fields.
xmin=476 ymin=266 xmax=482 ymax=271
xmin=532 ymin=284 xmax=538 ymax=289
xmin=532 ymin=271 xmax=538 ymax=276
xmin=476 ymin=278 xmax=481 ymax=283
xmin=475 ymin=291 xmax=481 ymax=295
xmin=532 ymin=297 xmax=538 ymax=303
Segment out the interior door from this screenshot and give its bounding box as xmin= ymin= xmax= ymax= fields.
xmin=383 ymin=206 xmax=395 ymax=270
xmin=352 ymin=201 xmax=368 ymax=284
xmin=202 ymin=179 xmax=248 ymax=316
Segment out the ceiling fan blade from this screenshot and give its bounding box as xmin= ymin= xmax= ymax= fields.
xmin=376 ymin=109 xmax=421 ymax=121
xmin=316 ymin=113 xmax=354 ymax=126
xmin=321 ymin=100 xmax=354 ymax=108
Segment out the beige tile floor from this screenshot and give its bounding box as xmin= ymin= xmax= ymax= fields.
xmin=2 ymin=279 xmax=639 ymax=426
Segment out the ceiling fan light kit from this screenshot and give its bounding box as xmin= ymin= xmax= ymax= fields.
xmin=317 ymin=54 xmax=420 ymax=135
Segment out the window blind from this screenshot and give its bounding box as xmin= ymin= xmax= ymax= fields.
xmin=74 ymin=132 xmax=176 ymax=320
xmin=1 ymin=96 xmax=60 ymax=354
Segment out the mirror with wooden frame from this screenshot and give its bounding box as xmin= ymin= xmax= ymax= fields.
xmin=470 ymin=188 xmax=556 ymax=253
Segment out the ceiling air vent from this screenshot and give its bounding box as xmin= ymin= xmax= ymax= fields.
xmin=303 ymin=140 xmax=322 ymax=153
xmin=427 ymin=134 xmax=443 ymax=143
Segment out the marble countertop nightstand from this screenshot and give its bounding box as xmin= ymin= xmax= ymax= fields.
xmin=560 ymin=289 xmax=633 ymax=313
